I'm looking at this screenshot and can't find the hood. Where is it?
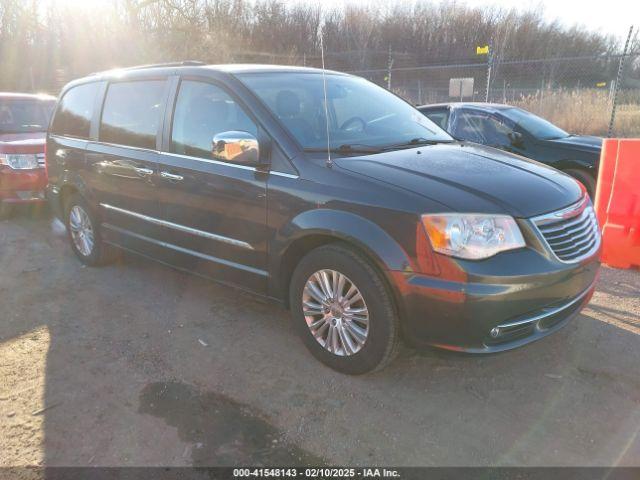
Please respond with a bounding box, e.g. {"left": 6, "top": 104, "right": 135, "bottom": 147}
{"left": 544, "top": 134, "right": 602, "bottom": 153}
{"left": 0, "top": 131, "right": 46, "bottom": 145}
{"left": 335, "top": 142, "right": 583, "bottom": 218}
{"left": 0, "top": 132, "right": 46, "bottom": 153}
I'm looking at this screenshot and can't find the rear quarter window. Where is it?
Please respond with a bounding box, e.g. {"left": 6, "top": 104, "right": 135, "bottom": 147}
{"left": 99, "top": 80, "right": 166, "bottom": 150}
{"left": 50, "top": 83, "right": 100, "bottom": 139}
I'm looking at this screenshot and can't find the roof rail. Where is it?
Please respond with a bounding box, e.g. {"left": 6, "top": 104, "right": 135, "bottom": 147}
{"left": 130, "top": 60, "right": 206, "bottom": 70}
{"left": 90, "top": 61, "right": 206, "bottom": 76}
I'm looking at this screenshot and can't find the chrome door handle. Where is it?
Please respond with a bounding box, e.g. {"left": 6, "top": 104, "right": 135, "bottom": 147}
{"left": 160, "top": 171, "right": 184, "bottom": 181}
{"left": 134, "top": 167, "right": 154, "bottom": 176}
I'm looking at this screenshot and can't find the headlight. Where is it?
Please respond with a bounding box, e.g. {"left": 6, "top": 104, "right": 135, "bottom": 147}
{"left": 422, "top": 213, "right": 525, "bottom": 260}
{"left": 0, "top": 153, "right": 39, "bottom": 170}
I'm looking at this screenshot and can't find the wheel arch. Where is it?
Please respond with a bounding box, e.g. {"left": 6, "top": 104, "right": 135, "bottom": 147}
{"left": 56, "top": 173, "right": 95, "bottom": 216}
{"left": 58, "top": 183, "right": 79, "bottom": 213}
{"left": 271, "top": 209, "right": 413, "bottom": 311}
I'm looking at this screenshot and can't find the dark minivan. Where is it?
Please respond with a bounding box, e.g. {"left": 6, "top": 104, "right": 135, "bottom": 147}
{"left": 46, "top": 63, "right": 601, "bottom": 374}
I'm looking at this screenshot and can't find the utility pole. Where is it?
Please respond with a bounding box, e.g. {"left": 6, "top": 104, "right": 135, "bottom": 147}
{"left": 387, "top": 45, "right": 394, "bottom": 90}
{"left": 484, "top": 44, "right": 493, "bottom": 102}
{"left": 608, "top": 25, "right": 634, "bottom": 138}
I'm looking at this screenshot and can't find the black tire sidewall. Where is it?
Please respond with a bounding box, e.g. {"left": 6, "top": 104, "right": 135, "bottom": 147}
{"left": 289, "top": 245, "right": 397, "bottom": 375}
{"left": 64, "top": 194, "right": 104, "bottom": 266}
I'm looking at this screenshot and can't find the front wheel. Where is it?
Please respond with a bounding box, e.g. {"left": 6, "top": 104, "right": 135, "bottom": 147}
{"left": 289, "top": 243, "right": 400, "bottom": 375}
{"left": 64, "top": 193, "right": 116, "bottom": 266}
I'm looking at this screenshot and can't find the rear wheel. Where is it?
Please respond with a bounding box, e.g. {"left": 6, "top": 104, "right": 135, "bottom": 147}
{"left": 64, "top": 193, "right": 116, "bottom": 266}
{"left": 289, "top": 243, "right": 399, "bottom": 374}
{"left": 565, "top": 168, "right": 596, "bottom": 199}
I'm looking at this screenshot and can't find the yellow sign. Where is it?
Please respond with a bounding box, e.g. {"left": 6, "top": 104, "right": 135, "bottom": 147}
{"left": 596, "top": 82, "right": 607, "bottom": 87}
{"left": 476, "top": 45, "right": 489, "bottom": 55}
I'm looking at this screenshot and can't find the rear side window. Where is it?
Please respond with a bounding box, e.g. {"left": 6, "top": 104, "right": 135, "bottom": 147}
{"left": 50, "top": 83, "right": 100, "bottom": 139}
{"left": 100, "top": 80, "right": 166, "bottom": 150}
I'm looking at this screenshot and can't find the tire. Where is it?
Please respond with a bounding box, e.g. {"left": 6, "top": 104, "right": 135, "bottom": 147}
{"left": 289, "top": 243, "right": 400, "bottom": 375}
{"left": 64, "top": 193, "right": 116, "bottom": 266}
{"left": 565, "top": 168, "right": 596, "bottom": 199}
{"left": 0, "top": 202, "right": 12, "bottom": 220}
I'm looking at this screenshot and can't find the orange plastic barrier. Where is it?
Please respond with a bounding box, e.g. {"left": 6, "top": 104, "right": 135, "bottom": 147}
{"left": 594, "top": 138, "right": 640, "bottom": 269}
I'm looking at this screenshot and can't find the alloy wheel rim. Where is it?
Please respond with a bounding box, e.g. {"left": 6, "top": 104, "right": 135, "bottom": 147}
{"left": 302, "top": 269, "right": 370, "bottom": 356}
{"left": 69, "top": 205, "right": 94, "bottom": 257}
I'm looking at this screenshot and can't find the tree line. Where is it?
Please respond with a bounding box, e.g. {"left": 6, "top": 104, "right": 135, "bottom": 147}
{"left": 0, "top": 0, "right": 636, "bottom": 93}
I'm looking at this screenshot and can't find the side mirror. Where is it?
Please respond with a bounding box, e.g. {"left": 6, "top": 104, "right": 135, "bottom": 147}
{"left": 508, "top": 131, "right": 524, "bottom": 147}
{"left": 212, "top": 131, "right": 264, "bottom": 167}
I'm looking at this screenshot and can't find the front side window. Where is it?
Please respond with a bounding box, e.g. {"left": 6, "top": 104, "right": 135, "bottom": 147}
{"left": 501, "top": 107, "right": 568, "bottom": 140}
{"left": 171, "top": 80, "right": 258, "bottom": 161}
{"left": 50, "top": 83, "right": 100, "bottom": 138}
{"left": 452, "top": 110, "right": 514, "bottom": 147}
{"left": 238, "top": 72, "right": 452, "bottom": 153}
{"left": 100, "top": 80, "right": 166, "bottom": 149}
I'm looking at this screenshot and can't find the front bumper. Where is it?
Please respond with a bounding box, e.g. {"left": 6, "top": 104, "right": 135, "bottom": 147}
{"left": 394, "top": 245, "right": 600, "bottom": 353}
{"left": 0, "top": 167, "right": 47, "bottom": 205}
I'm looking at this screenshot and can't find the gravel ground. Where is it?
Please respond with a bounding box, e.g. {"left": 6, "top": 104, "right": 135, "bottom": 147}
{"left": 0, "top": 211, "right": 639, "bottom": 467}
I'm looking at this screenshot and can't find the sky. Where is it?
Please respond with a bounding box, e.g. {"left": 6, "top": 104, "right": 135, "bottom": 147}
{"left": 286, "top": 0, "right": 638, "bottom": 41}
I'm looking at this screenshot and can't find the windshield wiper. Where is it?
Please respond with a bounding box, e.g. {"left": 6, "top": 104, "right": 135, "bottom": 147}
{"left": 381, "top": 137, "right": 451, "bottom": 151}
{"left": 304, "top": 144, "right": 383, "bottom": 155}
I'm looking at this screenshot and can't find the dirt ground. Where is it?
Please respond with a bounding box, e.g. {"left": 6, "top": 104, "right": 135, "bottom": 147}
{"left": 1, "top": 211, "right": 639, "bottom": 467}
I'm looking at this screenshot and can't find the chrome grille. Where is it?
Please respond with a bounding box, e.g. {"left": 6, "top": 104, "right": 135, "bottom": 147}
{"left": 532, "top": 197, "right": 600, "bottom": 263}
{"left": 36, "top": 153, "right": 46, "bottom": 168}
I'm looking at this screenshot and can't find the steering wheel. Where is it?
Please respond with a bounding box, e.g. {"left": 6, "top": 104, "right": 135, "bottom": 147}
{"left": 340, "top": 116, "right": 367, "bottom": 132}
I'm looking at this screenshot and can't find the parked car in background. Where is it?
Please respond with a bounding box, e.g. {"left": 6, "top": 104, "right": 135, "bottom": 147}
{"left": 418, "top": 103, "right": 602, "bottom": 197}
{"left": 46, "top": 64, "right": 600, "bottom": 374}
{"left": 0, "top": 92, "right": 56, "bottom": 218}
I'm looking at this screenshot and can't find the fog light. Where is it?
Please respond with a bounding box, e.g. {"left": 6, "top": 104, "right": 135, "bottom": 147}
{"left": 490, "top": 327, "right": 500, "bottom": 338}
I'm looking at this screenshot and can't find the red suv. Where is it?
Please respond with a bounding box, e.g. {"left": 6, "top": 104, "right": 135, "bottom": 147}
{"left": 0, "top": 92, "right": 56, "bottom": 218}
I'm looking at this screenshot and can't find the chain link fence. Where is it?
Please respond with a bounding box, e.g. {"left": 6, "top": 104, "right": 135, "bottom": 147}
{"left": 234, "top": 42, "right": 640, "bottom": 138}
{"left": 337, "top": 50, "right": 640, "bottom": 138}
{"left": 29, "top": 35, "right": 640, "bottom": 139}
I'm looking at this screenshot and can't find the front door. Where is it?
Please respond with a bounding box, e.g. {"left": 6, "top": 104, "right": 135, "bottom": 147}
{"left": 155, "top": 79, "right": 268, "bottom": 293}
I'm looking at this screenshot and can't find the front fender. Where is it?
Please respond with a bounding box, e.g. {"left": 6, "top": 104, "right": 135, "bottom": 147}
{"left": 269, "top": 208, "right": 415, "bottom": 300}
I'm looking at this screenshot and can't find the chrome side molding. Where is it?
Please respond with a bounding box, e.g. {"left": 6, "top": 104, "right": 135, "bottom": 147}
{"left": 101, "top": 223, "right": 267, "bottom": 277}
{"left": 100, "top": 203, "right": 254, "bottom": 250}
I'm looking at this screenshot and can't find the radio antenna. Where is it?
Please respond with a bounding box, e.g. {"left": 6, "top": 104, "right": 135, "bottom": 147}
{"left": 320, "top": 32, "right": 333, "bottom": 168}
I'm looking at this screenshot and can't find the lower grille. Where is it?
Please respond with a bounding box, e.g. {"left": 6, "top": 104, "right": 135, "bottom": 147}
{"left": 486, "top": 284, "right": 593, "bottom": 345}
{"left": 532, "top": 197, "right": 600, "bottom": 263}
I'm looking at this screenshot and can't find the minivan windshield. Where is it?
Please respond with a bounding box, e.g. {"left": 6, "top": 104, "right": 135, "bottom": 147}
{"left": 0, "top": 98, "right": 55, "bottom": 134}
{"left": 501, "top": 107, "right": 569, "bottom": 140}
{"left": 238, "top": 72, "right": 453, "bottom": 152}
